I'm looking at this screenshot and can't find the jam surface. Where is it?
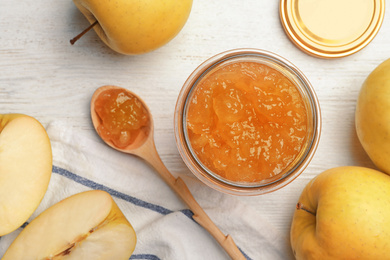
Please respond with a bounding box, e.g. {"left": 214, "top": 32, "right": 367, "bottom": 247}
{"left": 186, "top": 61, "right": 308, "bottom": 183}
{"left": 95, "top": 89, "right": 149, "bottom": 149}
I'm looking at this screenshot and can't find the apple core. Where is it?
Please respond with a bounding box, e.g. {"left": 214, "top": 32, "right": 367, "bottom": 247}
{"left": 94, "top": 89, "right": 150, "bottom": 149}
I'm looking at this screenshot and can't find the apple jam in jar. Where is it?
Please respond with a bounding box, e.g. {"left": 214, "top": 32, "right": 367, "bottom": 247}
{"left": 175, "top": 49, "right": 321, "bottom": 195}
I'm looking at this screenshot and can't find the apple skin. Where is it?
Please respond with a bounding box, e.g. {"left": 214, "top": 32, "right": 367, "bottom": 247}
{"left": 291, "top": 166, "right": 390, "bottom": 260}
{"left": 73, "top": 0, "right": 193, "bottom": 55}
{"left": 0, "top": 114, "right": 52, "bottom": 236}
{"left": 356, "top": 58, "right": 390, "bottom": 175}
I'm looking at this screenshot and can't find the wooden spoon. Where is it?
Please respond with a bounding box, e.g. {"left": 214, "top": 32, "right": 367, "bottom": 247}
{"left": 90, "top": 85, "right": 246, "bottom": 260}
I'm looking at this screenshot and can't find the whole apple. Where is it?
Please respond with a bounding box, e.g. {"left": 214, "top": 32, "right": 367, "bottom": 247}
{"left": 291, "top": 166, "right": 390, "bottom": 259}
{"left": 72, "top": 0, "right": 193, "bottom": 55}
{"left": 356, "top": 58, "right": 390, "bottom": 175}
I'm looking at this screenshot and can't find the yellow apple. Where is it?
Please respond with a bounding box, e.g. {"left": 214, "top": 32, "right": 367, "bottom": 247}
{"left": 3, "top": 190, "right": 137, "bottom": 259}
{"left": 356, "top": 58, "right": 390, "bottom": 175}
{"left": 291, "top": 166, "right": 390, "bottom": 259}
{"left": 72, "top": 0, "right": 193, "bottom": 55}
{"left": 0, "top": 114, "right": 52, "bottom": 236}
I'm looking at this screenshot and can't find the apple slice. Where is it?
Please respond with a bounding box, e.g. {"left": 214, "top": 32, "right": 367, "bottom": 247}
{"left": 2, "top": 190, "right": 137, "bottom": 259}
{"left": 0, "top": 114, "right": 52, "bottom": 236}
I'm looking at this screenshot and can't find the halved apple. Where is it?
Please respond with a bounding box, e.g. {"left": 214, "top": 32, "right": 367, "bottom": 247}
{"left": 3, "top": 190, "right": 137, "bottom": 259}
{"left": 0, "top": 114, "right": 52, "bottom": 236}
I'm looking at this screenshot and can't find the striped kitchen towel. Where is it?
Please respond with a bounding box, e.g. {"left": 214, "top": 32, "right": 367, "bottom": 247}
{"left": 0, "top": 121, "right": 293, "bottom": 259}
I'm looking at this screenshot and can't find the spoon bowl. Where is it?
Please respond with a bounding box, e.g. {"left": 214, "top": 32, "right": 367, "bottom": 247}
{"left": 90, "top": 85, "right": 245, "bottom": 260}
{"left": 91, "top": 85, "right": 153, "bottom": 154}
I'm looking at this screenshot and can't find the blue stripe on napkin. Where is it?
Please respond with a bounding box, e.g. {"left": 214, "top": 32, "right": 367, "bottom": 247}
{"left": 52, "top": 166, "right": 193, "bottom": 219}
{"left": 130, "top": 254, "right": 161, "bottom": 260}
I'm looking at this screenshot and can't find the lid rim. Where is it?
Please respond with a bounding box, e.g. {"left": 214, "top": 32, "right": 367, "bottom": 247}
{"left": 279, "top": 0, "right": 385, "bottom": 58}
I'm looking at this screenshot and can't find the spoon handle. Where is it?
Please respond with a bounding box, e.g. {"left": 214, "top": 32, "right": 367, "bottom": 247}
{"left": 137, "top": 140, "right": 246, "bottom": 260}
{"left": 174, "top": 177, "right": 246, "bottom": 260}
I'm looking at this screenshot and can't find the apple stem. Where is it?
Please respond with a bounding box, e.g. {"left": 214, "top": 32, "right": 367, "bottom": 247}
{"left": 296, "top": 202, "right": 316, "bottom": 216}
{"left": 70, "top": 20, "right": 98, "bottom": 45}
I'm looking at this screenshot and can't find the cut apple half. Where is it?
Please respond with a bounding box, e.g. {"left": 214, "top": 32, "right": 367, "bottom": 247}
{"left": 3, "top": 190, "right": 137, "bottom": 259}
{"left": 0, "top": 114, "right": 52, "bottom": 236}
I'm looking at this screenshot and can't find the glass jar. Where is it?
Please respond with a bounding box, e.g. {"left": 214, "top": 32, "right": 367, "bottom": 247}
{"left": 174, "top": 49, "right": 321, "bottom": 195}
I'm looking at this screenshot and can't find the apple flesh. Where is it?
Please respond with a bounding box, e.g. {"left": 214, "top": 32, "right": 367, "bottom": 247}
{"left": 0, "top": 114, "right": 52, "bottom": 236}
{"left": 73, "top": 0, "right": 193, "bottom": 55}
{"left": 3, "top": 190, "right": 137, "bottom": 259}
{"left": 291, "top": 166, "right": 390, "bottom": 259}
{"left": 356, "top": 58, "right": 390, "bottom": 175}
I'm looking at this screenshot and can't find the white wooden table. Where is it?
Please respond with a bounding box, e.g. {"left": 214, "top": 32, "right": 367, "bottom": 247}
{"left": 1, "top": 0, "right": 388, "bottom": 257}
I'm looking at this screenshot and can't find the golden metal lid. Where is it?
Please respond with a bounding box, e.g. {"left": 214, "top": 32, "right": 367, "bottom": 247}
{"left": 280, "top": 0, "right": 385, "bottom": 58}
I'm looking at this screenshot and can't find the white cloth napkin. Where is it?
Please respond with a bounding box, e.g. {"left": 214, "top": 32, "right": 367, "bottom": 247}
{"left": 0, "top": 121, "right": 293, "bottom": 259}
